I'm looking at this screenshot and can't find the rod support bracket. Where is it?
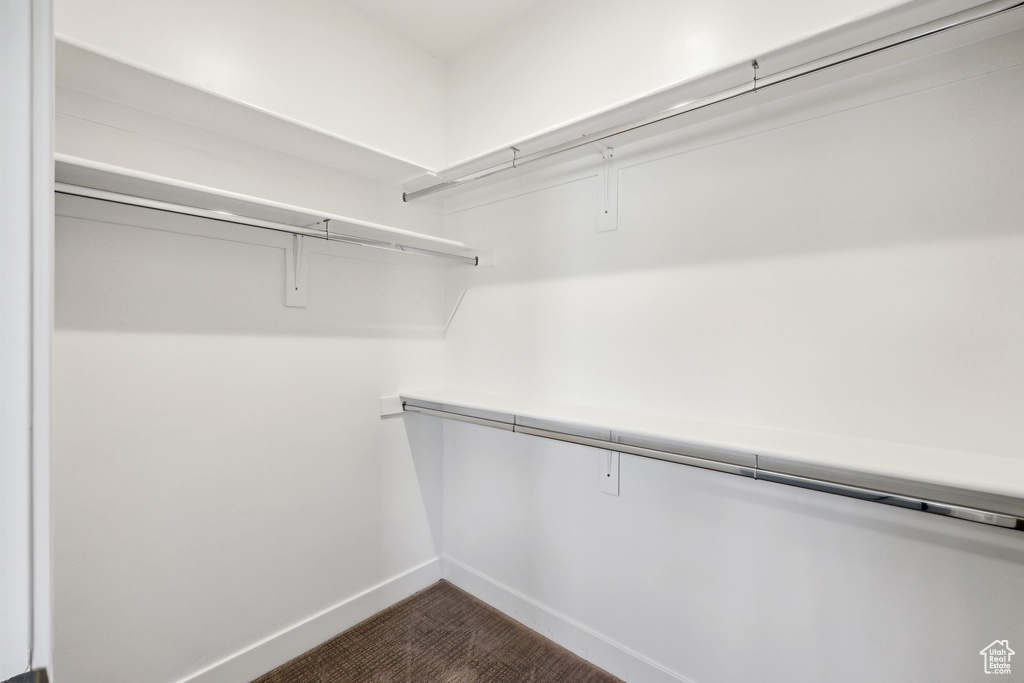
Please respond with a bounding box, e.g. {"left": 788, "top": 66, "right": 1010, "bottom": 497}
{"left": 597, "top": 144, "right": 617, "bottom": 232}
{"left": 285, "top": 233, "right": 310, "bottom": 308}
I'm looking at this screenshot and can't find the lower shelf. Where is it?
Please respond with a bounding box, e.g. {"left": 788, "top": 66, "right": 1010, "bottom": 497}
{"left": 400, "top": 388, "right": 1024, "bottom": 532}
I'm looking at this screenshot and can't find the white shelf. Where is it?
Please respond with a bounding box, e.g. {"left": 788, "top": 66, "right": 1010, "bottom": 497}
{"left": 400, "top": 387, "right": 1024, "bottom": 520}
{"left": 55, "top": 154, "right": 479, "bottom": 261}
{"left": 403, "top": 1, "right": 1024, "bottom": 202}
{"left": 56, "top": 38, "right": 434, "bottom": 186}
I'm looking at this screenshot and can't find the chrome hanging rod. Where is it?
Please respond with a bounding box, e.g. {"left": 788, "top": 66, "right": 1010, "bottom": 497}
{"left": 403, "top": 0, "right": 1024, "bottom": 202}
{"left": 402, "top": 400, "right": 1024, "bottom": 532}
{"left": 56, "top": 183, "right": 478, "bottom": 266}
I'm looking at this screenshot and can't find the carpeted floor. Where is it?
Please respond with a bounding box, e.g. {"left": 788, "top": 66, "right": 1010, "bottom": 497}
{"left": 252, "top": 580, "right": 622, "bottom": 682}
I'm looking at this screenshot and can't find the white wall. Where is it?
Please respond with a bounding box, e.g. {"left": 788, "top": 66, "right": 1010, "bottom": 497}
{"left": 55, "top": 0, "right": 1000, "bottom": 171}
{"left": 443, "top": 0, "right": 985, "bottom": 165}
{"left": 49, "top": 23, "right": 456, "bottom": 680}
{"left": 443, "top": 424, "right": 1024, "bottom": 683}
{"left": 54, "top": 0, "right": 448, "bottom": 169}
{"left": 51, "top": 194, "right": 447, "bottom": 682}
{"left": 439, "top": 29, "right": 1024, "bottom": 683}
{"left": 56, "top": 0, "right": 995, "bottom": 170}
{"left": 47, "top": 4, "right": 1024, "bottom": 683}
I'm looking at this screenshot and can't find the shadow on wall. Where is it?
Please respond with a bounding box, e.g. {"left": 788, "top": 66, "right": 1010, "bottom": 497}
{"left": 55, "top": 194, "right": 450, "bottom": 338}
{"left": 429, "top": 58, "right": 1024, "bottom": 458}
{"left": 739, "top": 478, "right": 1024, "bottom": 565}
{"left": 444, "top": 59, "right": 1024, "bottom": 288}
{"left": 440, "top": 419, "right": 1024, "bottom": 683}
{"left": 402, "top": 411, "right": 445, "bottom": 557}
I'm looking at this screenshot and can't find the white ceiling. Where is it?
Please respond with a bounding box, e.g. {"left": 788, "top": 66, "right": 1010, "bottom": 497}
{"left": 344, "top": 0, "right": 552, "bottom": 60}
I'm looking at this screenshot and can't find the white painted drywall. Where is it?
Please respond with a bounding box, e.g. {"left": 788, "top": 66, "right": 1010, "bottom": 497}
{"left": 443, "top": 423, "right": 1024, "bottom": 683}
{"left": 55, "top": 0, "right": 993, "bottom": 170}
{"left": 343, "top": 0, "right": 552, "bottom": 61}
{"left": 440, "top": 30, "right": 1024, "bottom": 683}
{"left": 51, "top": 194, "right": 447, "bottom": 682}
{"left": 54, "top": 0, "right": 448, "bottom": 169}
{"left": 46, "top": 4, "right": 1024, "bottom": 683}
{"left": 443, "top": 0, "right": 987, "bottom": 164}
{"left": 50, "top": 56, "right": 459, "bottom": 681}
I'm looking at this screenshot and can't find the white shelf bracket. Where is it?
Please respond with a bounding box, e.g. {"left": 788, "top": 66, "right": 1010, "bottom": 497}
{"left": 285, "top": 233, "right": 310, "bottom": 307}
{"left": 379, "top": 395, "right": 405, "bottom": 418}
{"left": 596, "top": 144, "right": 618, "bottom": 232}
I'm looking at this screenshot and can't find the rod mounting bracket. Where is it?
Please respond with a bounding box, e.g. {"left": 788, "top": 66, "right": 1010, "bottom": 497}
{"left": 597, "top": 145, "right": 617, "bottom": 232}
{"left": 285, "top": 234, "right": 310, "bottom": 307}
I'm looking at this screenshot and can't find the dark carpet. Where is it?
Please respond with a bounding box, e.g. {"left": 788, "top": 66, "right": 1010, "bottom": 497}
{"left": 252, "top": 580, "right": 622, "bottom": 682}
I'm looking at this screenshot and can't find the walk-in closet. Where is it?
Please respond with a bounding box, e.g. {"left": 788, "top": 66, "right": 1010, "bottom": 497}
{"left": 3, "top": 0, "right": 1024, "bottom": 681}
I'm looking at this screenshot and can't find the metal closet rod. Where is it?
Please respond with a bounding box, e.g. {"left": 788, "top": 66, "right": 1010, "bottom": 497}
{"left": 402, "top": 401, "right": 1024, "bottom": 532}
{"left": 56, "top": 183, "right": 478, "bottom": 266}
{"left": 403, "top": 0, "right": 1024, "bottom": 202}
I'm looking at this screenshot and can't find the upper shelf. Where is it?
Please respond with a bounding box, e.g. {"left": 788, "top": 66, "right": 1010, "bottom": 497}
{"left": 56, "top": 154, "right": 479, "bottom": 262}
{"left": 56, "top": 38, "right": 434, "bottom": 186}
{"left": 400, "top": 387, "right": 1024, "bottom": 522}
{"left": 403, "top": 0, "right": 1024, "bottom": 202}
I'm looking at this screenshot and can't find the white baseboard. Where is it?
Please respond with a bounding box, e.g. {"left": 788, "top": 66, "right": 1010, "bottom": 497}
{"left": 175, "top": 557, "right": 442, "bottom": 683}
{"left": 441, "top": 555, "right": 695, "bottom": 683}
{"left": 171, "top": 554, "right": 690, "bottom": 683}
